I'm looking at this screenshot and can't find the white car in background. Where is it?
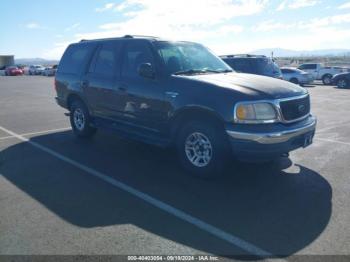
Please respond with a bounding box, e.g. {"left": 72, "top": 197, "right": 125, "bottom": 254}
{"left": 281, "top": 67, "right": 314, "bottom": 86}
{"left": 28, "top": 65, "right": 45, "bottom": 75}
{"left": 297, "top": 63, "right": 345, "bottom": 85}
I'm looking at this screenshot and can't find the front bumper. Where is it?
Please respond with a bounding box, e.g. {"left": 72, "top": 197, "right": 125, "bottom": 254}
{"left": 331, "top": 77, "right": 339, "bottom": 85}
{"left": 226, "top": 115, "right": 317, "bottom": 161}
{"left": 55, "top": 97, "right": 68, "bottom": 109}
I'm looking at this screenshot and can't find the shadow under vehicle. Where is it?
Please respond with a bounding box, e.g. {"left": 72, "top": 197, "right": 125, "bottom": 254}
{"left": 0, "top": 130, "right": 332, "bottom": 259}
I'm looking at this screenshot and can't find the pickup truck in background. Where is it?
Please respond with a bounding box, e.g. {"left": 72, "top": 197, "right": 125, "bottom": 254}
{"left": 297, "top": 63, "right": 345, "bottom": 85}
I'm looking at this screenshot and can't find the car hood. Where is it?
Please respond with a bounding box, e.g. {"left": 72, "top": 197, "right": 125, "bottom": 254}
{"left": 333, "top": 72, "right": 350, "bottom": 78}
{"left": 179, "top": 72, "right": 307, "bottom": 99}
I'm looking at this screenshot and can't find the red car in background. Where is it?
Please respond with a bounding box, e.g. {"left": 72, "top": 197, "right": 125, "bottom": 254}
{"left": 5, "top": 66, "right": 23, "bottom": 76}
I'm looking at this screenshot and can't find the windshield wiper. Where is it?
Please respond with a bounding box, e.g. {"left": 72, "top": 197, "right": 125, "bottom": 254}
{"left": 215, "top": 69, "right": 233, "bottom": 73}
{"left": 173, "top": 69, "right": 207, "bottom": 75}
{"left": 173, "top": 69, "right": 233, "bottom": 75}
{"left": 198, "top": 69, "right": 234, "bottom": 74}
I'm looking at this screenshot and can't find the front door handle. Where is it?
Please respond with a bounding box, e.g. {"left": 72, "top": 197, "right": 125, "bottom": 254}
{"left": 118, "top": 85, "right": 128, "bottom": 92}
{"left": 165, "top": 91, "right": 179, "bottom": 98}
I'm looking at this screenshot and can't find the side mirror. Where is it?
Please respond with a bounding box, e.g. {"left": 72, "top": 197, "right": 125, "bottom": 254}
{"left": 138, "top": 63, "right": 155, "bottom": 79}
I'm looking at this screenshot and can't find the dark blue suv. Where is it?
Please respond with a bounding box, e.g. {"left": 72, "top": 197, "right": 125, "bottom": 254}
{"left": 221, "top": 54, "right": 283, "bottom": 79}
{"left": 55, "top": 35, "right": 316, "bottom": 178}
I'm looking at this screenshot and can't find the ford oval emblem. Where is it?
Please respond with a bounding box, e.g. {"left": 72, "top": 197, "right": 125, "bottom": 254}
{"left": 298, "top": 104, "right": 306, "bottom": 113}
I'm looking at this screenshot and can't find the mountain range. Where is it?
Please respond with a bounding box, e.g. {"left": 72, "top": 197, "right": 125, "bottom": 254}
{"left": 250, "top": 48, "right": 350, "bottom": 57}
{"left": 14, "top": 48, "right": 350, "bottom": 65}
{"left": 15, "top": 58, "right": 59, "bottom": 65}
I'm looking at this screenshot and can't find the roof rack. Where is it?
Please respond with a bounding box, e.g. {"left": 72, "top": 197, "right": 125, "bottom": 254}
{"left": 123, "top": 35, "right": 158, "bottom": 39}
{"left": 220, "top": 54, "right": 267, "bottom": 58}
{"left": 79, "top": 35, "right": 159, "bottom": 43}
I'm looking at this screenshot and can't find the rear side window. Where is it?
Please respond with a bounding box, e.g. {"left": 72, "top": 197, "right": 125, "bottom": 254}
{"left": 299, "top": 64, "right": 316, "bottom": 70}
{"left": 226, "top": 59, "right": 254, "bottom": 73}
{"left": 89, "top": 42, "right": 121, "bottom": 77}
{"left": 59, "top": 44, "right": 93, "bottom": 74}
{"left": 281, "top": 69, "right": 293, "bottom": 73}
{"left": 254, "top": 58, "right": 281, "bottom": 76}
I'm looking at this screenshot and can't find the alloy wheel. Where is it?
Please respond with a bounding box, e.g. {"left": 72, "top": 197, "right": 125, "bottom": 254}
{"left": 338, "top": 79, "right": 347, "bottom": 88}
{"left": 185, "top": 132, "right": 213, "bottom": 167}
{"left": 73, "top": 108, "right": 85, "bottom": 131}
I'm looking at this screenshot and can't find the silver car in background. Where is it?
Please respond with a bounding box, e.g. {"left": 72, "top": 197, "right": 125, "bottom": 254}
{"left": 28, "top": 65, "right": 45, "bottom": 75}
{"left": 281, "top": 67, "right": 314, "bottom": 86}
{"left": 42, "top": 65, "right": 57, "bottom": 76}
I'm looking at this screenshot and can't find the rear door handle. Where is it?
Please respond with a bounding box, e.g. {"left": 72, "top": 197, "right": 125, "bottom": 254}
{"left": 81, "top": 80, "right": 89, "bottom": 88}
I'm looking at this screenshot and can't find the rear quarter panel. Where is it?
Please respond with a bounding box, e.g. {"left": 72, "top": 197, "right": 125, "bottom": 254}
{"left": 55, "top": 42, "right": 98, "bottom": 107}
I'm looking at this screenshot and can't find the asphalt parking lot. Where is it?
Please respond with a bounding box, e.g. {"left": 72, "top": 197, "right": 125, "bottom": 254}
{"left": 0, "top": 76, "right": 349, "bottom": 259}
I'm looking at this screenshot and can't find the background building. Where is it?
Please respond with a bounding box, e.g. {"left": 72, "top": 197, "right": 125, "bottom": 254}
{"left": 0, "top": 55, "right": 15, "bottom": 69}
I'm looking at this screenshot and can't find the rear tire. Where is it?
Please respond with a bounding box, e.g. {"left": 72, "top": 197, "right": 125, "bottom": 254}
{"left": 69, "top": 100, "right": 97, "bottom": 138}
{"left": 322, "top": 74, "right": 332, "bottom": 85}
{"left": 176, "top": 121, "right": 230, "bottom": 179}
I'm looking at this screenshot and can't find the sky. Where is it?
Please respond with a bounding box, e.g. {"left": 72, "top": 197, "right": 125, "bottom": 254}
{"left": 1, "top": 0, "right": 350, "bottom": 59}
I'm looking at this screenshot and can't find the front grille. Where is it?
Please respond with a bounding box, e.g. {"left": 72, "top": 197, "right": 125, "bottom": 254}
{"left": 279, "top": 95, "right": 310, "bottom": 122}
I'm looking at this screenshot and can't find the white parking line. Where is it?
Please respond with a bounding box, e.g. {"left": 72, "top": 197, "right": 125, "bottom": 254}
{"left": 0, "top": 125, "right": 274, "bottom": 258}
{"left": 315, "top": 137, "right": 350, "bottom": 146}
{"left": 316, "top": 121, "right": 350, "bottom": 134}
{"left": 0, "top": 127, "right": 71, "bottom": 141}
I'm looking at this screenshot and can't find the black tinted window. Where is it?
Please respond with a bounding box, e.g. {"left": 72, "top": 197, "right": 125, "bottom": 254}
{"left": 59, "top": 44, "right": 92, "bottom": 74}
{"left": 299, "top": 64, "right": 316, "bottom": 70}
{"left": 254, "top": 58, "right": 281, "bottom": 76}
{"left": 225, "top": 59, "right": 253, "bottom": 73}
{"left": 281, "top": 69, "right": 293, "bottom": 73}
{"left": 90, "top": 42, "right": 120, "bottom": 77}
{"left": 121, "top": 41, "right": 154, "bottom": 78}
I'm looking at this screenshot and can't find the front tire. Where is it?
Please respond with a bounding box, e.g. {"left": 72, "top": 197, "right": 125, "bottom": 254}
{"left": 322, "top": 74, "right": 332, "bottom": 85}
{"left": 176, "top": 121, "right": 230, "bottom": 178}
{"left": 69, "top": 100, "right": 97, "bottom": 138}
{"left": 337, "top": 78, "right": 348, "bottom": 89}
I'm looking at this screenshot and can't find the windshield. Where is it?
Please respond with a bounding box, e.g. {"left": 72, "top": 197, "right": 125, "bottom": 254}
{"left": 155, "top": 41, "right": 233, "bottom": 75}
{"left": 255, "top": 58, "right": 281, "bottom": 76}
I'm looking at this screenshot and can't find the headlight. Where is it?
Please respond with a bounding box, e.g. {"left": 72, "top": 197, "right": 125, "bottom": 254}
{"left": 234, "top": 102, "right": 278, "bottom": 123}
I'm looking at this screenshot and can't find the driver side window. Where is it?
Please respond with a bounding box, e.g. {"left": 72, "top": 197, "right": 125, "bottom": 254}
{"left": 121, "top": 41, "right": 154, "bottom": 79}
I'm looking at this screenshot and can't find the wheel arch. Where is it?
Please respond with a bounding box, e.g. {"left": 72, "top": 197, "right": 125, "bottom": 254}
{"left": 322, "top": 73, "right": 333, "bottom": 79}
{"left": 66, "top": 93, "right": 87, "bottom": 111}
{"left": 290, "top": 77, "right": 299, "bottom": 84}
{"left": 169, "top": 106, "right": 226, "bottom": 142}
